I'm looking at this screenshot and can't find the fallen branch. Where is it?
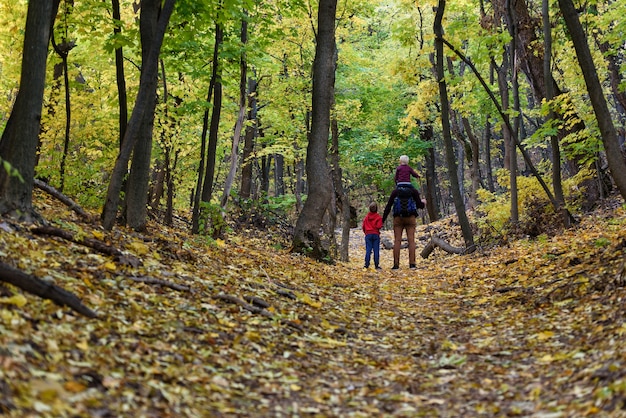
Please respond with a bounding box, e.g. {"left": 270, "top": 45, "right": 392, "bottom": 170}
{"left": 34, "top": 179, "right": 91, "bottom": 221}
{"left": 213, "top": 293, "right": 303, "bottom": 331}
{"left": 214, "top": 293, "right": 273, "bottom": 318}
{"left": 421, "top": 236, "right": 466, "bottom": 259}
{"left": 31, "top": 225, "right": 122, "bottom": 257}
{"left": 128, "top": 276, "right": 190, "bottom": 292}
{"left": 30, "top": 225, "right": 141, "bottom": 267}
{"left": 0, "top": 262, "right": 97, "bottom": 318}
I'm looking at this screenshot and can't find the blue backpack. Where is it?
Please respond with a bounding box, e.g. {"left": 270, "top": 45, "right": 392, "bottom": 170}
{"left": 393, "top": 185, "right": 418, "bottom": 217}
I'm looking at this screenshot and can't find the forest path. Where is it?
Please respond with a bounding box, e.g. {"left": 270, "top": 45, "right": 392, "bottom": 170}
{"left": 1, "top": 197, "right": 625, "bottom": 416}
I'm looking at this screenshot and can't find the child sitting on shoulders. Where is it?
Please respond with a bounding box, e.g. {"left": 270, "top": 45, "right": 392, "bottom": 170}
{"left": 395, "top": 155, "right": 420, "bottom": 188}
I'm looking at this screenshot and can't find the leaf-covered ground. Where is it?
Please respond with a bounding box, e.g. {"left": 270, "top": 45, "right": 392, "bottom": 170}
{"left": 1, "top": 193, "right": 626, "bottom": 417}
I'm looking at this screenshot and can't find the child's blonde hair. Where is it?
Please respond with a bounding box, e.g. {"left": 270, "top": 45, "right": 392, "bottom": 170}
{"left": 399, "top": 155, "right": 409, "bottom": 165}
{"left": 369, "top": 202, "right": 378, "bottom": 212}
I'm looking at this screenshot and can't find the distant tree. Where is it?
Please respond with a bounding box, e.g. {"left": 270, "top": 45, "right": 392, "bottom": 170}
{"left": 292, "top": 0, "right": 337, "bottom": 261}
{"left": 0, "top": 0, "right": 61, "bottom": 221}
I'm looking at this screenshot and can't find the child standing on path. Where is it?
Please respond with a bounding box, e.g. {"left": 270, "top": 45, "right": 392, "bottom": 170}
{"left": 362, "top": 202, "right": 383, "bottom": 269}
{"left": 395, "top": 155, "right": 420, "bottom": 187}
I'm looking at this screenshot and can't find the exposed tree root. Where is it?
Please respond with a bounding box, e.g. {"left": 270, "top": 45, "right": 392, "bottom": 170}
{"left": 128, "top": 276, "right": 190, "bottom": 292}
{"left": 421, "top": 235, "right": 467, "bottom": 258}
{"left": 0, "top": 261, "right": 97, "bottom": 318}
{"left": 34, "top": 179, "right": 91, "bottom": 221}
{"left": 213, "top": 293, "right": 303, "bottom": 331}
{"left": 30, "top": 225, "right": 141, "bottom": 267}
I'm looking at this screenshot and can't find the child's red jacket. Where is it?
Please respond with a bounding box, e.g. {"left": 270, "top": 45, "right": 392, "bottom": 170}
{"left": 362, "top": 212, "right": 383, "bottom": 235}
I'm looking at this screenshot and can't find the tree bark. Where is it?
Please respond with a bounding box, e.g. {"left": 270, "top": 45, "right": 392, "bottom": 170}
{"left": 111, "top": 0, "right": 128, "bottom": 147}
{"left": 191, "top": 15, "right": 222, "bottom": 234}
{"left": 434, "top": 0, "right": 475, "bottom": 250}
{"left": 221, "top": 15, "right": 248, "bottom": 209}
{"left": 291, "top": 0, "right": 337, "bottom": 261}
{"left": 0, "top": 0, "right": 61, "bottom": 220}
{"left": 240, "top": 76, "right": 258, "bottom": 199}
{"left": 558, "top": 0, "right": 626, "bottom": 201}
{"left": 101, "top": 0, "right": 175, "bottom": 230}
{"left": 125, "top": 0, "right": 162, "bottom": 231}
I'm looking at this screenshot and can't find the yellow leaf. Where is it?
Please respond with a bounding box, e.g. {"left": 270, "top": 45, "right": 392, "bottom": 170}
{"left": 128, "top": 241, "right": 149, "bottom": 255}
{"left": 0, "top": 294, "right": 27, "bottom": 308}
{"left": 91, "top": 230, "right": 104, "bottom": 240}
{"left": 539, "top": 354, "right": 553, "bottom": 363}
{"left": 536, "top": 331, "right": 554, "bottom": 341}
{"left": 298, "top": 293, "right": 322, "bottom": 308}
{"left": 64, "top": 381, "right": 86, "bottom": 393}
{"left": 76, "top": 340, "right": 89, "bottom": 351}
{"left": 103, "top": 261, "right": 116, "bottom": 271}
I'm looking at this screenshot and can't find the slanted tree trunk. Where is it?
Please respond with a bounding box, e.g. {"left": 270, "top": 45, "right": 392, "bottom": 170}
{"left": 101, "top": 0, "right": 175, "bottom": 230}
{"left": 291, "top": 0, "right": 337, "bottom": 261}
{"left": 558, "top": 0, "right": 626, "bottom": 200}
{"left": 0, "top": 0, "right": 61, "bottom": 221}
{"left": 433, "top": 0, "right": 475, "bottom": 251}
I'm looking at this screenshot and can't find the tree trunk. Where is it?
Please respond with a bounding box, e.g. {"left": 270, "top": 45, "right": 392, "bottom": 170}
{"left": 422, "top": 124, "right": 440, "bottom": 221}
{"left": 434, "top": 0, "right": 475, "bottom": 250}
{"left": 112, "top": 0, "right": 128, "bottom": 148}
{"left": 329, "top": 98, "right": 349, "bottom": 262}
{"left": 240, "top": 76, "right": 258, "bottom": 200}
{"left": 291, "top": 0, "right": 337, "bottom": 261}
{"left": 0, "top": 0, "right": 61, "bottom": 220}
{"left": 191, "top": 16, "right": 222, "bottom": 234}
{"left": 221, "top": 16, "right": 248, "bottom": 209}
{"left": 101, "top": 0, "right": 175, "bottom": 230}
{"left": 199, "top": 21, "right": 223, "bottom": 206}
{"left": 274, "top": 154, "right": 285, "bottom": 196}
{"left": 543, "top": 0, "right": 569, "bottom": 227}
{"left": 558, "top": 0, "right": 626, "bottom": 200}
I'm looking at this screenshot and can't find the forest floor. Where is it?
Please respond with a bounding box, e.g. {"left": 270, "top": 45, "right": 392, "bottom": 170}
{"left": 1, "top": 191, "right": 626, "bottom": 417}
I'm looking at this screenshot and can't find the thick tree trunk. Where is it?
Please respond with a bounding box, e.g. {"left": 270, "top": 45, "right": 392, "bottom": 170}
{"left": 101, "top": 0, "right": 175, "bottom": 230}
{"left": 0, "top": 0, "right": 60, "bottom": 220}
{"left": 291, "top": 0, "right": 337, "bottom": 261}
{"left": 125, "top": 0, "right": 162, "bottom": 231}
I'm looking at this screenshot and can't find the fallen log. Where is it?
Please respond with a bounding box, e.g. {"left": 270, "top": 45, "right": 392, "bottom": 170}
{"left": 420, "top": 236, "right": 467, "bottom": 258}
{"left": 0, "top": 262, "right": 97, "bottom": 318}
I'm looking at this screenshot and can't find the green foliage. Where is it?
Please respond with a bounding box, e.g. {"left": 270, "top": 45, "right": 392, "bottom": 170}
{"left": 1, "top": 158, "right": 24, "bottom": 183}
{"left": 476, "top": 168, "right": 588, "bottom": 239}
{"left": 199, "top": 201, "right": 230, "bottom": 239}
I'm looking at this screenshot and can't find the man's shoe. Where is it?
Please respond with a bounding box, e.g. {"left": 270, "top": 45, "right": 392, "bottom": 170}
{"left": 391, "top": 265, "right": 399, "bottom": 270}
{"left": 375, "top": 266, "right": 382, "bottom": 270}
{"left": 409, "top": 264, "right": 417, "bottom": 269}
